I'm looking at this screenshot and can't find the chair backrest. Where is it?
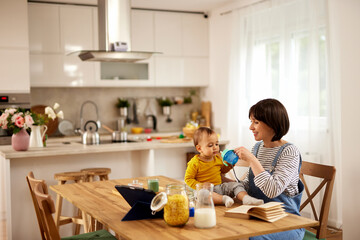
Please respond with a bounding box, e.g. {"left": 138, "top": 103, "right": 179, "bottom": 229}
{"left": 33, "top": 181, "right": 62, "bottom": 240}
{"left": 299, "top": 161, "right": 336, "bottom": 239}
{"left": 26, "top": 171, "right": 48, "bottom": 240}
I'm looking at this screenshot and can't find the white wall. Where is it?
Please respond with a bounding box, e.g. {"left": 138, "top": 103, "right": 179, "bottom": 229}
{"left": 202, "top": 9, "right": 232, "bottom": 138}
{"left": 328, "top": 0, "right": 360, "bottom": 238}
{"left": 208, "top": 0, "right": 360, "bottom": 237}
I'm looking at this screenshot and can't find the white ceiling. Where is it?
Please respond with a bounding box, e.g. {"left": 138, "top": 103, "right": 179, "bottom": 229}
{"left": 131, "top": 0, "right": 233, "bottom": 12}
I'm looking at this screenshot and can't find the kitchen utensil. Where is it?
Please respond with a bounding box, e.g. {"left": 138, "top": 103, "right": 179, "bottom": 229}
{"left": 201, "top": 101, "right": 211, "bottom": 127}
{"left": 146, "top": 115, "right": 157, "bottom": 131}
{"left": 132, "top": 99, "right": 139, "bottom": 124}
{"left": 31, "top": 105, "right": 59, "bottom": 136}
{"left": 82, "top": 120, "right": 100, "bottom": 145}
{"left": 58, "top": 120, "right": 74, "bottom": 136}
{"left": 162, "top": 106, "right": 172, "bottom": 123}
{"left": 102, "top": 124, "right": 128, "bottom": 142}
{"left": 102, "top": 124, "right": 114, "bottom": 133}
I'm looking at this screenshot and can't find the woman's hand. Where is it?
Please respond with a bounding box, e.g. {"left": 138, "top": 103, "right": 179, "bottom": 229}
{"left": 233, "top": 147, "right": 256, "bottom": 163}
{"left": 234, "top": 147, "right": 264, "bottom": 176}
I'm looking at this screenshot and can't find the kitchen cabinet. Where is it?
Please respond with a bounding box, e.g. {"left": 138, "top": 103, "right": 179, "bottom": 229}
{"left": 0, "top": 0, "right": 30, "bottom": 93}
{"left": 182, "top": 14, "right": 209, "bottom": 57}
{"left": 131, "top": 10, "right": 155, "bottom": 52}
{"left": 28, "top": 4, "right": 60, "bottom": 53}
{"left": 0, "top": 0, "right": 29, "bottom": 48}
{"left": 154, "top": 12, "right": 209, "bottom": 87}
{"left": 28, "top": 3, "right": 97, "bottom": 87}
{"left": 155, "top": 12, "right": 182, "bottom": 56}
{"left": 95, "top": 58, "right": 155, "bottom": 87}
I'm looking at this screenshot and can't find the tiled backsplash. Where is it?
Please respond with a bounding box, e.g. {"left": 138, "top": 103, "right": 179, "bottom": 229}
{"left": 30, "top": 87, "right": 202, "bottom": 136}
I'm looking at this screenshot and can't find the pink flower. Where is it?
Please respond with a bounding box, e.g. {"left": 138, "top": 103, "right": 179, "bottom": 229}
{"left": 5, "top": 108, "right": 16, "bottom": 115}
{"left": 0, "top": 112, "right": 9, "bottom": 129}
{"left": 14, "top": 116, "right": 25, "bottom": 128}
{"left": 11, "top": 112, "right": 23, "bottom": 123}
{"left": 24, "top": 115, "right": 34, "bottom": 127}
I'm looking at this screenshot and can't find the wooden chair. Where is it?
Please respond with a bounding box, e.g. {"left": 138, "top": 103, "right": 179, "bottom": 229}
{"left": 53, "top": 171, "right": 88, "bottom": 234}
{"left": 26, "top": 171, "right": 48, "bottom": 240}
{"left": 80, "top": 167, "right": 111, "bottom": 231}
{"left": 299, "top": 161, "right": 336, "bottom": 240}
{"left": 31, "top": 177, "right": 117, "bottom": 240}
{"left": 80, "top": 168, "right": 111, "bottom": 182}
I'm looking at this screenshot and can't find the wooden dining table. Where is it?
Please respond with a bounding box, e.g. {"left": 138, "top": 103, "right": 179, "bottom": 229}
{"left": 50, "top": 175, "right": 318, "bottom": 240}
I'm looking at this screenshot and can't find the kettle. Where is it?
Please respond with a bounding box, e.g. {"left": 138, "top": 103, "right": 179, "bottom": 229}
{"left": 81, "top": 120, "right": 100, "bottom": 145}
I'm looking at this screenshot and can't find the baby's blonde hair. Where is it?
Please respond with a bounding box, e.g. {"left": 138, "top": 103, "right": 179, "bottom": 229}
{"left": 193, "top": 127, "right": 215, "bottom": 146}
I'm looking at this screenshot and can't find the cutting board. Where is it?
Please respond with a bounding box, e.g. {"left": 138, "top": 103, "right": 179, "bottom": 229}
{"left": 160, "top": 138, "right": 192, "bottom": 143}
{"left": 201, "top": 101, "right": 212, "bottom": 127}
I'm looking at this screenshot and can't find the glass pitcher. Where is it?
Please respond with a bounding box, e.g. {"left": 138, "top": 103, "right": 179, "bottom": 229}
{"left": 194, "top": 182, "right": 216, "bottom": 228}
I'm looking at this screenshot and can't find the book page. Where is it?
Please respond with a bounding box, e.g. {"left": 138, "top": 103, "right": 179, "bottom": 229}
{"left": 226, "top": 201, "right": 284, "bottom": 214}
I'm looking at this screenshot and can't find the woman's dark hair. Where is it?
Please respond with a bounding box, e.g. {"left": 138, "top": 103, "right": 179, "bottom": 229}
{"left": 249, "top": 98, "right": 289, "bottom": 141}
{"left": 193, "top": 127, "right": 215, "bottom": 146}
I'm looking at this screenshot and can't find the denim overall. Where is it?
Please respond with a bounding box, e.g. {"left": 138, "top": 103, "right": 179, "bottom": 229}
{"left": 248, "top": 141, "right": 305, "bottom": 240}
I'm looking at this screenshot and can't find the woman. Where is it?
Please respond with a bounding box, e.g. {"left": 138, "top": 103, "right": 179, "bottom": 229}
{"left": 234, "top": 98, "right": 304, "bottom": 240}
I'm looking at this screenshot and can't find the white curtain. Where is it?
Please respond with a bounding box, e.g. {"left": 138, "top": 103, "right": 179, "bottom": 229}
{"left": 227, "top": 0, "right": 341, "bottom": 227}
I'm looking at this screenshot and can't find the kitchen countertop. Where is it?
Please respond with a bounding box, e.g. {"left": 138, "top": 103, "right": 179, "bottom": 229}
{"left": 0, "top": 133, "right": 229, "bottom": 159}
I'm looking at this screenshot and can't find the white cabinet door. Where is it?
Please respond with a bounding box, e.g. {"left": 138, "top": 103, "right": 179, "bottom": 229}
{"left": 131, "top": 10, "right": 154, "bottom": 52}
{"left": 182, "top": 14, "right": 209, "bottom": 57}
{"left": 183, "top": 57, "right": 209, "bottom": 86}
{"left": 30, "top": 54, "right": 96, "bottom": 87}
{"left": 60, "top": 5, "right": 95, "bottom": 52}
{"left": 28, "top": 3, "right": 60, "bottom": 53}
{"left": 154, "top": 12, "right": 209, "bottom": 87}
{"left": 0, "top": 49, "right": 30, "bottom": 93}
{"left": 29, "top": 3, "right": 97, "bottom": 87}
{"left": 155, "top": 56, "right": 183, "bottom": 86}
{"left": 0, "top": 0, "right": 30, "bottom": 93}
{"left": 95, "top": 58, "right": 155, "bottom": 87}
{"left": 0, "top": 0, "right": 29, "bottom": 48}
{"left": 154, "top": 12, "right": 182, "bottom": 56}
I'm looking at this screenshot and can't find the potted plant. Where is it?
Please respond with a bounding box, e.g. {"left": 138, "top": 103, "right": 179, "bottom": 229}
{"left": 116, "top": 98, "right": 130, "bottom": 117}
{"left": 157, "top": 98, "right": 174, "bottom": 122}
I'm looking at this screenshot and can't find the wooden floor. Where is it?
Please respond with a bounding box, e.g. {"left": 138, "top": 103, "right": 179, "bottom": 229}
{"left": 307, "top": 227, "right": 343, "bottom": 240}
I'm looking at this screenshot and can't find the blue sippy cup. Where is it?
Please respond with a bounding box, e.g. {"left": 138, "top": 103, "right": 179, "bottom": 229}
{"left": 221, "top": 149, "right": 239, "bottom": 166}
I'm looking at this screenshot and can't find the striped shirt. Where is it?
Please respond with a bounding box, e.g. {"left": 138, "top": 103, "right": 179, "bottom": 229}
{"left": 243, "top": 142, "right": 301, "bottom": 198}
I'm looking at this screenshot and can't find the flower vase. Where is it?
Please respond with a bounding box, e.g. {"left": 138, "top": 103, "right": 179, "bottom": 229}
{"left": 29, "top": 125, "right": 48, "bottom": 148}
{"left": 11, "top": 128, "right": 30, "bottom": 151}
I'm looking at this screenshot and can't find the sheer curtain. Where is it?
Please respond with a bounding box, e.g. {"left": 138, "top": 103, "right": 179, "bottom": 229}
{"left": 227, "top": 0, "right": 341, "bottom": 227}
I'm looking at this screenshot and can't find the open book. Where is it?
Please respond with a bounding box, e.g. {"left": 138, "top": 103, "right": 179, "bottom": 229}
{"left": 224, "top": 202, "right": 288, "bottom": 222}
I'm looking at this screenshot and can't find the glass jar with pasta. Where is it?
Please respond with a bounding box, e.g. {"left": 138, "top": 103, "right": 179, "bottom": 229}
{"left": 150, "top": 184, "right": 189, "bottom": 227}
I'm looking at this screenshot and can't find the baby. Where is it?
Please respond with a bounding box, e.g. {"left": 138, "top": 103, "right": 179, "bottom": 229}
{"left": 184, "top": 127, "right": 264, "bottom": 207}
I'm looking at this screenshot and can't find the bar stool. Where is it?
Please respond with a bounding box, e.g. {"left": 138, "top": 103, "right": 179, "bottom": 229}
{"left": 80, "top": 167, "right": 111, "bottom": 182}
{"left": 54, "top": 171, "right": 89, "bottom": 235}
{"left": 80, "top": 167, "right": 111, "bottom": 231}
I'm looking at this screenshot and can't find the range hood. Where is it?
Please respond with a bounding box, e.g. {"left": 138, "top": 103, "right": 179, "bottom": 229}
{"left": 76, "top": 0, "right": 158, "bottom": 62}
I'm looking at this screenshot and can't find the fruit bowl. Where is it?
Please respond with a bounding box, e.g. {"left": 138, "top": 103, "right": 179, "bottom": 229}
{"left": 182, "top": 127, "right": 197, "bottom": 139}
{"left": 131, "top": 127, "right": 144, "bottom": 134}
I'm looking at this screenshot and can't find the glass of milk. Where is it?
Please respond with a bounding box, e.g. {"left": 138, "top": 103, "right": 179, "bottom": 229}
{"left": 194, "top": 183, "right": 216, "bottom": 228}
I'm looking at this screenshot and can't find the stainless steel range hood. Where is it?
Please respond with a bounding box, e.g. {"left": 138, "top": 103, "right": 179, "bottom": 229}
{"left": 76, "top": 0, "right": 158, "bottom": 62}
